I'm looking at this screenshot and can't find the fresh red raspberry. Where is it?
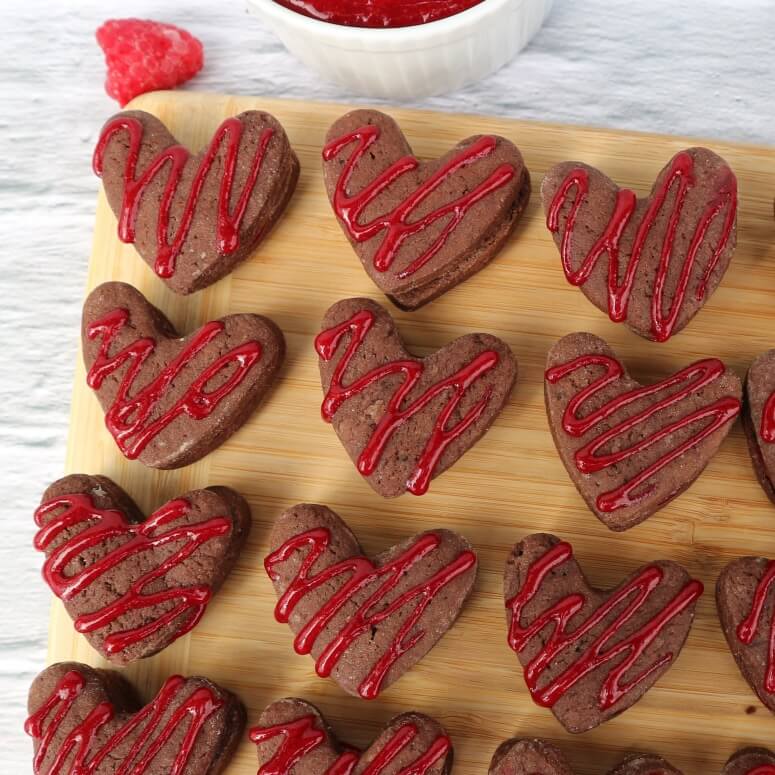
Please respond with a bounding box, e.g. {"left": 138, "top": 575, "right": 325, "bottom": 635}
{"left": 96, "top": 19, "right": 204, "bottom": 106}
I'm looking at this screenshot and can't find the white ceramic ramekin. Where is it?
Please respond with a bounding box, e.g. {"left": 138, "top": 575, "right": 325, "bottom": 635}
{"left": 245, "top": 0, "right": 554, "bottom": 100}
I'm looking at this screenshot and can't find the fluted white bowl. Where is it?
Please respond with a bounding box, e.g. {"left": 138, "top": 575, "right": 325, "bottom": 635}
{"left": 245, "top": 0, "right": 554, "bottom": 100}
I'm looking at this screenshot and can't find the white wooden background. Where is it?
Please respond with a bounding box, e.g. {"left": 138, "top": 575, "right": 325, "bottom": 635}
{"left": 2, "top": 0, "right": 774, "bottom": 770}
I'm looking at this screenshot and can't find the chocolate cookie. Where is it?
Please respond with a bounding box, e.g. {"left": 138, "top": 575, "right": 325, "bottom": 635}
{"left": 504, "top": 533, "right": 703, "bottom": 733}
{"left": 717, "top": 555, "right": 775, "bottom": 712}
{"left": 722, "top": 748, "right": 775, "bottom": 775}
{"left": 323, "top": 109, "right": 530, "bottom": 309}
{"left": 26, "top": 662, "right": 244, "bottom": 775}
{"left": 316, "top": 297, "right": 517, "bottom": 497}
{"left": 251, "top": 697, "right": 452, "bottom": 774}
{"left": 82, "top": 281, "right": 284, "bottom": 468}
{"left": 34, "top": 474, "right": 250, "bottom": 664}
{"left": 94, "top": 109, "right": 299, "bottom": 294}
{"left": 742, "top": 349, "right": 775, "bottom": 503}
{"left": 545, "top": 332, "right": 741, "bottom": 531}
{"left": 488, "top": 738, "right": 682, "bottom": 775}
{"left": 541, "top": 148, "right": 737, "bottom": 341}
{"left": 265, "top": 503, "right": 477, "bottom": 699}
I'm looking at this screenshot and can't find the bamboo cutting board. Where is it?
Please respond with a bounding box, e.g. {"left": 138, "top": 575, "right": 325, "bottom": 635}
{"left": 49, "top": 90, "right": 775, "bottom": 775}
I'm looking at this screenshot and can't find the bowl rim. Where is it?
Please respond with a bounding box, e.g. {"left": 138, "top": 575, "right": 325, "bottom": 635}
{"left": 245, "top": 0, "right": 530, "bottom": 43}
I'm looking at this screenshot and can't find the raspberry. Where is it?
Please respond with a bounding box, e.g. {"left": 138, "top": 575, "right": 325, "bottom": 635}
{"left": 96, "top": 19, "right": 204, "bottom": 107}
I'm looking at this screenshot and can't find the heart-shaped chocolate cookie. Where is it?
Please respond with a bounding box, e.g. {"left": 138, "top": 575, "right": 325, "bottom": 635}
{"left": 26, "top": 662, "right": 244, "bottom": 775}
{"left": 717, "top": 555, "right": 775, "bottom": 712}
{"left": 94, "top": 109, "right": 299, "bottom": 294}
{"left": 723, "top": 748, "right": 775, "bottom": 775}
{"left": 504, "top": 533, "right": 703, "bottom": 733}
{"left": 265, "top": 503, "right": 477, "bottom": 699}
{"left": 545, "top": 332, "right": 741, "bottom": 531}
{"left": 82, "top": 281, "right": 284, "bottom": 469}
{"left": 34, "top": 474, "right": 250, "bottom": 664}
{"left": 541, "top": 148, "right": 737, "bottom": 341}
{"left": 323, "top": 109, "right": 530, "bottom": 309}
{"left": 316, "top": 297, "right": 517, "bottom": 497}
{"left": 742, "top": 348, "right": 775, "bottom": 503}
{"left": 251, "top": 697, "right": 452, "bottom": 774}
{"left": 489, "top": 738, "right": 682, "bottom": 775}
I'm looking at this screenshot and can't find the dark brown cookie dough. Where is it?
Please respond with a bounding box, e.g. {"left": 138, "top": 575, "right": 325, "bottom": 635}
{"left": 541, "top": 147, "right": 737, "bottom": 341}
{"left": 545, "top": 332, "right": 741, "bottom": 531}
{"left": 323, "top": 109, "right": 530, "bottom": 309}
{"left": 96, "top": 109, "right": 299, "bottom": 295}
{"left": 316, "top": 297, "right": 517, "bottom": 497}
{"left": 503, "top": 533, "right": 702, "bottom": 733}
{"left": 743, "top": 349, "right": 775, "bottom": 503}
{"left": 82, "top": 281, "right": 284, "bottom": 469}
{"left": 252, "top": 697, "right": 452, "bottom": 774}
{"left": 717, "top": 555, "right": 775, "bottom": 712}
{"left": 265, "top": 503, "right": 477, "bottom": 699}
{"left": 34, "top": 474, "right": 250, "bottom": 664}
{"left": 26, "top": 661, "right": 244, "bottom": 775}
{"left": 722, "top": 748, "right": 775, "bottom": 775}
{"left": 488, "top": 738, "right": 682, "bottom": 775}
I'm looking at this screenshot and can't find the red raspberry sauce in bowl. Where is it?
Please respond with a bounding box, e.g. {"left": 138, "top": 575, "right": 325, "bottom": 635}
{"left": 273, "top": 0, "right": 485, "bottom": 28}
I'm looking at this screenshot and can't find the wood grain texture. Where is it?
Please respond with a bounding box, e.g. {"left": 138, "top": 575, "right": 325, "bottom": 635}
{"left": 46, "top": 90, "right": 775, "bottom": 774}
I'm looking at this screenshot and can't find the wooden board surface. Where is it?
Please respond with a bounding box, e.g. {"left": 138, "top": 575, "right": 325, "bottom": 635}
{"left": 50, "top": 90, "right": 775, "bottom": 774}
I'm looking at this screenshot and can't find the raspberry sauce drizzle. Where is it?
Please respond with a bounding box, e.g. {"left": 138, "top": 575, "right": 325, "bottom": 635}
{"left": 547, "top": 152, "right": 737, "bottom": 341}
{"left": 737, "top": 560, "right": 775, "bottom": 694}
{"left": 315, "top": 308, "right": 499, "bottom": 495}
{"left": 323, "top": 125, "right": 515, "bottom": 279}
{"left": 86, "top": 308, "right": 261, "bottom": 460}
{"left": 250, "top": 714, "right": 450, "bottom": 775}
{"left": 545, "top": 353, "right": 740, "bottom": 513}
{"left": 34, "top": 492, "right": 230, "bottom": 656}
{"left": 747, "top": 768, "right": 775, "bottom": 775}
{"left": 264, "top": 527, "right": 476, "bottom": 699}
{"left": 506, "top": 541, "right": 703, "bottom": 710}
{"left": 25, "top": 669, "right": 222, "bottom": 775}
{"left": 93, "top": 115, "right": 274, "bottom": 278}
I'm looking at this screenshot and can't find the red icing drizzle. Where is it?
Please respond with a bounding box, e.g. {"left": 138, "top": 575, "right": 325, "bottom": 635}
{"left": 760, "top": 389, "right": 775, "bottom": 443}
{"left": 545, "top": 353, "right": 740, "bottom": 513}
{"left": 737, "top": 560, "right": 775, "bottom": 694}
{"left": 506, "top": 541, "right": 703, "bottom": 710}
{"left": 546, "top": 152, "right": 737, "bottom": 341}
{"left": 264, "top": 527, "right": 476, "bottom": 699}
{"left": 93, "top": 115, "right": 274, "bottom": 278}
{"left": 315, "top": 308, "right": 499, "bottom": 495}
{"left": 273, "top": 0, "right": 483, "bottom": 28}
{"left": 34, "top": 492, "right": 230, "bottom": 656}
{"left": 25, "top": 669, "right": 222, "bottom": 775}
{"left": 86, "top": 308, "right": 262, "bottom": 460}
{"left": 747, "top": 768, "right": 775, "bottom": 775}
{"left": 250, "top": 714, "right": 450, "bottom": 775}
{"left": 322, "top": 124, "right": 515, "bottom": 279}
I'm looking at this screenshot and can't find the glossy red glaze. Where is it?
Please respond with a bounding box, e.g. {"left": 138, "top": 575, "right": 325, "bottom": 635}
{"left": 93, "top": 115, "right": 273, "bottom": 278}
{"left": 34, "top": 492, "right": 230, "bottom": 656}
{"left": 265, "top": 527, "right": 475, "bottom": 699}
{"left": 25, "top": 669, "right": 222, "bottom": 775}
{"left": 547, "top": 152, "right": 737, "bottom": 341}
{"left": 545, "top": 353, "right": 740, "bottom": 513}
{"left": 506, "top": 541, "right": 703, "bottom": 710}
{"left": 86, "top": 308, "right": 261, "bottom": 460}
{"left": 323, "top": 124, "right": 514, "bottom": 279}
{"left": 273, "top": 0, "right": 483, "bottom": 28}
{"left": 250, "top": 714, "right": 450, "bottom": 775}
{"left": 315, "top": 308, "right": 499, "bottom": 495}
